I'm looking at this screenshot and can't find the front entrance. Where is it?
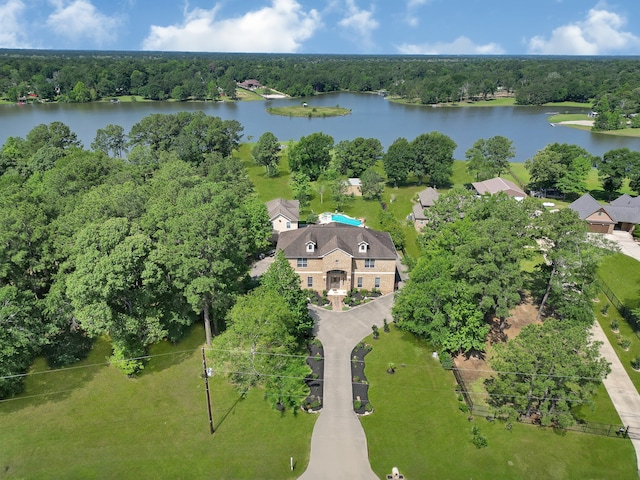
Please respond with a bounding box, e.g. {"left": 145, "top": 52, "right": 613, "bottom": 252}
{"left": 326, "top": 269, "right": 348, "bottom": 292}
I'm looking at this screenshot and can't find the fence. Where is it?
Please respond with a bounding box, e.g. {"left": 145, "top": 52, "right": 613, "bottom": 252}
{"left": 597, "top": 276, "right": 638, "bottom": 329}
{"left": 450, "top": 366, "right": 632, "bottom": 439}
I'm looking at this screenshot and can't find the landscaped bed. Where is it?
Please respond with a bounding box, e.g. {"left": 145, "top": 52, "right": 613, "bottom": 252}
{"left": 303, "top": 339, "right": 324, "bottom": 412}
{"left": 351, "top": 341, "right": 373, "bottom": 414}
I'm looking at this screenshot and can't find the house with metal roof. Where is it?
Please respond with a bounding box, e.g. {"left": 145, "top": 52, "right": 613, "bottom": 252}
{"left": 472, "top": 177, "right": 527, "bottom": 199}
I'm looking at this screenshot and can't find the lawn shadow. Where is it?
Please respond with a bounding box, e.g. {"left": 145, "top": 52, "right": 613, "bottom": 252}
{"left": 214, "top": 393, "right": 247, "bottom": 432}
{"left": 141, "top": 323, "right": 205, "bottom": 377}
{"left": 0, "top": 337, "right": 112, "bottom": 414}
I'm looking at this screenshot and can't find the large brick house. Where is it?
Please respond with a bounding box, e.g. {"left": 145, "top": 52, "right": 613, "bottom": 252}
{"left": 276, "top": 223, "right": 398, "bottom": 295}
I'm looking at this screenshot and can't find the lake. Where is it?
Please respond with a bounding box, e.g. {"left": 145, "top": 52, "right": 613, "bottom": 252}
{"left": 1, "top": 93, "right": 639, "bottom": 161}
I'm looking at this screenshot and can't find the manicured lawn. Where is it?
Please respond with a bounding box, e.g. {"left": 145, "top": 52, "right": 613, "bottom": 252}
{"left": 548, "top": 113, "right": 591, "bottom": 123}
{"left": 598, "top": 254, "right": 640, "bottom": 310}
{"left": 0, "top": 325, "right": 316, "bottom": 479}
{"left": 595, "top": 293, "right": 640, "bottom": 395}
{"left": 360, "top": 328, "right": 637, "bottom": 480}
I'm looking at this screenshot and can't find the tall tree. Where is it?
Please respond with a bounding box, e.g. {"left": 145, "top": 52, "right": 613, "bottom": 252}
{"left": 252, "top": 132, "right": 281, "bottom": 177}
{"left": 334, "top": 137, "right": 383, "bottom": 177}
{"left": 595, "top": 148, "right": 640, "bottom": 199}
{"left": 260, "top": 250, "right": 313, "bottom": 340}
{"left": 485, "top": 319, "right": 610, "bottom": 428}
{"left": 64, "top": 218, "right": 172, "bottom": 374}
{"left": 92, "top": 124, "right": 127, "bottom": 158}
{"left": 411, "top": 132, "right": 456, "bottom": 187}
{"left": 359, "top": 168, "right": 385, "bottom": 200}
{"left": 288, "top": 132, "right": 334, "bottom": 181}
{"left": 383, "top": 137, "right": 414, "bottom": 187}
{"left": 465, "top": 136, "right": 515, "bottom": 181}
{"left": 211, "top": 287, "right": 309, "bottom": 408}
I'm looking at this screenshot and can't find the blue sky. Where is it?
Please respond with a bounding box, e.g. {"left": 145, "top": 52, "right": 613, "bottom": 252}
{"left": 2, "top": 0, "right": 640, "bottom": 55}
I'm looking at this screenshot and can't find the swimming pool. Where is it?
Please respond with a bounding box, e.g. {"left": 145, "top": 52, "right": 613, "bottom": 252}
{"left": 330, "top": 214, "right": 362, "bottom": 227}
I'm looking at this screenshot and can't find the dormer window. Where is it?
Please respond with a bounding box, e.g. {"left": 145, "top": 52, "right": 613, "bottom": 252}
{"left": 358, "top": 241, "right": 368, "bottom": 253}
{"left": 306, "top": 242, "right": 315, "bottom": 252}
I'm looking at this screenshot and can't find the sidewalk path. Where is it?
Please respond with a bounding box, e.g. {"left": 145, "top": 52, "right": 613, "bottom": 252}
{"left": 298, "top": 294, "right": 395, "bottom": 480}
{"left": 600, "top": 230, "right": 640, "bottom": 475}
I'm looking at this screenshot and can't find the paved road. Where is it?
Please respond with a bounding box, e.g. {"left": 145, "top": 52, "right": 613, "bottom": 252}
{"left": 298, "top": 294, "right": 395, "bottom": 480}
{"left": 600, "top": 231, "right": 640, "bottom": 475}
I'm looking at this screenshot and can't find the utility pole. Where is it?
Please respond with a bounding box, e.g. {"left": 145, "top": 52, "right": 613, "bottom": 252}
{"left": 202, "top": 346, "right": 214, "bottom": 434}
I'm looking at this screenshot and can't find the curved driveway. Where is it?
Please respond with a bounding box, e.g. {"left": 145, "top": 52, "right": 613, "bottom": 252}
{"left": 298, "top": 294, "right": 394, "bottom": 480}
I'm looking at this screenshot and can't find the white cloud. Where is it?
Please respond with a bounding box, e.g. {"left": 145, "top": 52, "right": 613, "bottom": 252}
{"left": 397, "top": 36, "right": 505, "bottom": 55}
{"left": 0, "top": 0, "right": 30, "bottom": 48}
{"left": 528, "top": 6, "right": 640, "bottom": 54}
{"left": 404, "top": 0, "right": 430, "bottom": 27}
{"left": 46, "top": 0, "right": 120, "bottom": 45}
{"left": 141, "top": 0, "right": 320, "bottom": 53}
{"left": 338, "top": 0, "right": 379, "bottom": 48}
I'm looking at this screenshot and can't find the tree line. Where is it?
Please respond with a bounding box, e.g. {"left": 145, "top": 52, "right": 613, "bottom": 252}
{"left": 0, "top": 113, "right": 280, "bottom": 398}
{"left": 4, "top": 51, "right": 640, "bottom": 109}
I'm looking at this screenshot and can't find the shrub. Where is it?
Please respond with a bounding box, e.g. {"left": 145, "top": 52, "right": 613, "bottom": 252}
{"left": 601, "top": 304, "right": 609, "bottom": 315}
{"left": 365, "top": 402, "right": 373, "bottom": 412}
{"left": 631, "top": 356, "right": 640, "bottom": 370}
{"left": 472, "top": 433, "right": 488, "bottom": 449}
{"left": 43, "top": 327, "right": 93, "bottom": 368}
{"left": 372, "top": 324, "right": 379, "bottom": 339}
{"left": 439, "top": 351, "right": 454, "bottom": 370}
{"left": 383, "top": 318, "right": 390, "bottom": 332}
{"left": 610, "top": 319, "right": 619, "bottom": 331}
{"left": 458, "top": 403, "right": 469, "bottom": 413}
{"left": 619, "top": 338, "right": 631, "bottom": 350}
{"left": 354, "top": 400, "right": 362, "bottom": 410}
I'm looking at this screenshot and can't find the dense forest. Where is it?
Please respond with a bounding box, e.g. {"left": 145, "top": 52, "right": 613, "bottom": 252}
{"left": 0, "top": 113, "right": 279, "bottom": 398}
{"left": 3, "top": 50, "right": 640, "bottom": 112}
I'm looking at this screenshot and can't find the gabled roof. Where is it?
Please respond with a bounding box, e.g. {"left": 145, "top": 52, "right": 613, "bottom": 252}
{"left": 606, "top": 205, "right": 640, "bottom": 224}
{"left": 569, "top": 193, "right": 640, "bottom": 224}
{"left": 266, "top": 198, "right": 300, "bottom": 222}
{"left": 412, "top": 203, "right": 427, "bottom": 221}
{"left": 568, "top": 193, "right": 604, "bottom": 220}
{"left": 418, "top": 187, "right": 439, "bottom": 207}
{"left": 472, "top": 177, "right": 526, "bottom": 198}
{"left": 610, "top": 194, "right": 640, "bottom": 208}
{"left": 277, "top": 223, "right": 397, "bottom": 260}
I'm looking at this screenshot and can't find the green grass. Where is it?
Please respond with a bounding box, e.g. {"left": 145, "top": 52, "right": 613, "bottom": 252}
{"left": 0, "top": 325, "right": 315, "bottom": 479}
{"left": 598, "top": 254, "right": 640, "bottom": 310}
{"left": 267, "top": 106, "right": 351, "bottom": 117}
{"left": 594, "top": 293, "right": 640, "bottom": 395}
{"left": 360, "top": 328, "right": 637, "bottom": 480}
{"left": 548, "top": 113, "right": 591, "bottom": 124}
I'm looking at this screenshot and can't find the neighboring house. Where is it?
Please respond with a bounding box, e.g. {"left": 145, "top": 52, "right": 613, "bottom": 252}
{"left": 345, "top": 178, "right": 362, "bottom": 196}
{"left": 276, "top": 223, "right": 398, "bottom": 295}
{"left": 412, "top": 187, "right": 439, "bottom": 230}
{"left": 266, "top": 198, "right": 299, "bottom": 234}
{"left": 237, "top": 79, "right": 262, "bottom": 90}
{"left": 472, "top": 177, "right": 527, "bottom": 199}
{"left": 569, "top": 193, "right": 640, "bottom": 234}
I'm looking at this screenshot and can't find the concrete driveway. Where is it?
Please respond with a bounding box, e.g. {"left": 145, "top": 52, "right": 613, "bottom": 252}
{"left": 298, "top": 294, "right": 394, "bottom": 480}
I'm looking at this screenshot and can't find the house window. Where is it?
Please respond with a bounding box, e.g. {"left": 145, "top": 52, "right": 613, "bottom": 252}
{"left": 306, "top": 243, "right": 315, "bottom": 252}
{"left": 297, "top": 258, "right": 307, "bottom": 267}
{"left": 307, "top": 277, "right": 313, "bottom": 287}
{"left": 365, "top": 259, "right": 375, "bottom": 268}
{"left": 357, "top": 277, "right": 363, "bottom": 288}
{"left": 286, "top": 221, "right": 291, "bottom": 229}
{"left": 359, "top": 243, "right": 367, "bottom": 253}
{"left": 375, "top": 277, "right": 380, "bottom": 288}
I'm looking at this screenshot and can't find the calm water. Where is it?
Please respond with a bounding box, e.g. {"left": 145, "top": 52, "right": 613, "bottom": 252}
{"left": 1, "top": 93, "right": 639, "bottom": 161}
